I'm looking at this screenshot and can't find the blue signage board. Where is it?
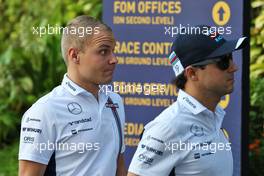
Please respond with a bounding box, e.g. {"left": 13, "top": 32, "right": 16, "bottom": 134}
{"left": 103, "top": 1, "right": 249, "bottom": 175}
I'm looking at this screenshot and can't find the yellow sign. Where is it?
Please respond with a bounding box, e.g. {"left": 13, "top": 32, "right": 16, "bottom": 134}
{"left": 219, "top": 94, "right": 230, "bottom": 109}
{"left": 212, "top": 1, "right": 231, "bottom": 26}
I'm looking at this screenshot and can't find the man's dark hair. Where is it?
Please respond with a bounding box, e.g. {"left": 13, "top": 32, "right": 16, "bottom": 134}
{"left": 173, "top": 65, "right": 206, "bottom": 90}
{"left": 172, "top": 73, "right": 187, "bottom": 90}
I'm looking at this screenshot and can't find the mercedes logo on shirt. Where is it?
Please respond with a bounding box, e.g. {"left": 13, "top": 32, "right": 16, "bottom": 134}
{"left": 190, "top": 124, "right": 204, "bottom": 137}
{"left": 67, "top": 102, "right": 82, "bottom": 115}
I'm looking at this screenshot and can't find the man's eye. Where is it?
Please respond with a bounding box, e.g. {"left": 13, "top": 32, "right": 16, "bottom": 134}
{"left": 100, "top": 49, "right": 109, "bottom": 56}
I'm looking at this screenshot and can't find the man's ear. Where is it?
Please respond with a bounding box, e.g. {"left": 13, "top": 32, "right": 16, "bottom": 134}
{"left": 185, "top": 66, "right": 198, "bottom": 81}
{"left": 68, "top": 48, "right": 80, "bottom": 64}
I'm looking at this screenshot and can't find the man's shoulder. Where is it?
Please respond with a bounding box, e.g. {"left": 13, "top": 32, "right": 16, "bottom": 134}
{"left": 24, "top": 86, "right": 63, "bottom": 118}
{"left": 155, "top": 101, "right": 184, "bottom": 122}
{"left": 144, "top": 101, "right": 188, "bottom": 140}
{"left": 24, "top": 93, "right": 52, "bottom": 118}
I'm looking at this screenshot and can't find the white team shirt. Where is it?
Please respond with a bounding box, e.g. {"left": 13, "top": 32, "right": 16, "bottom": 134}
{"left": 128, "top": 89, "right": 233, "bottom": 176}
{"left": 19, "top": 74, "right": 125, "bottom": 176}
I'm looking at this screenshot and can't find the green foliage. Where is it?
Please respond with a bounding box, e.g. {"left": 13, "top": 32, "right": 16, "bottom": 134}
{"left": 250, "top": 78, "right": 264, "bottom": 142}
{"left": 249, "top": 79, "right": 264, "bottom": 176}
{"left": 0, "top": 0, "right": 102, "bottom": 144}
{"left": 250, "top": 0, "right": 264, "bottom": 78}
{"left": 0, "top": 142, "right": 19, "bottom": 176}
{"left": 249, "top": 0, "right": 264, "bottom": 175}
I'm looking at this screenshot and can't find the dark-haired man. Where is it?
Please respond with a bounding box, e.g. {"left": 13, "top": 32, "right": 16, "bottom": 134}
{"left": 128, "top": 25, "right": 247, "bottom": 176}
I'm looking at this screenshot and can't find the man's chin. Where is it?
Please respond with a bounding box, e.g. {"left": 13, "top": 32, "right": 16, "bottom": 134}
{"left": 100, "top": 78, "right": 113, "bottom": 85}
{"left": 226, "top": 87, "right": 234, "bottom": 94}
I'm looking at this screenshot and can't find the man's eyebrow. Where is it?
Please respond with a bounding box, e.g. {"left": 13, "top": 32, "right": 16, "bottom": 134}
{"left": 98, "top": 44, "right": 111, "bottom": 48}
{"left": 98, "top": 43, "right": 116, "bottom": 49}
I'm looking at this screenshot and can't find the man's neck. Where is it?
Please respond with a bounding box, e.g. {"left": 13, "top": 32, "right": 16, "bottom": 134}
{"left": 183, "top": 87, "right": 220, "bottom": 112}
{"left": 67, "top": 71, "right": 99, "bottom": 100}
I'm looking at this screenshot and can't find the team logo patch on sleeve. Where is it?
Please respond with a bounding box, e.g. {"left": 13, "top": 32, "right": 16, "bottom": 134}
{"left": 138, "top": 153, "right": 154, "bottom": 165}
{"left": 105, "top": 102, "right": 119, "bottom": 108}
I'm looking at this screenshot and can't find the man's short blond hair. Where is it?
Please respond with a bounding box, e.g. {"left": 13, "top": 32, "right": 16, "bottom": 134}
{"left": 61, "top": 15, "right": 112, "bottom": 65}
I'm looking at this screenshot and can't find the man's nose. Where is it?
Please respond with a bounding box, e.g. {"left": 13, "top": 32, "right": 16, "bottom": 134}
{"left": 109, "top": 53, "right": 118, "bottom": 64}
{"left": 228, "top": 60, "right": 238, "bottom": 73}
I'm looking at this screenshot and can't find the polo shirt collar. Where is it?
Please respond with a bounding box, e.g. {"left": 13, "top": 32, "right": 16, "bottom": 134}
{"left": 178, "top": 89, "right": 226, "bottom": 118}
{"left": 61, "top": 74, "right": 88, "bottom": 96}
{"left": 177, "top": 89, "right": 207, "bottom": 115}
{"left": 215, "top": 104, "right": 226, "bottom": 118}
{"left": 62, "top": 74, "right": 110, "bottom": 103}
